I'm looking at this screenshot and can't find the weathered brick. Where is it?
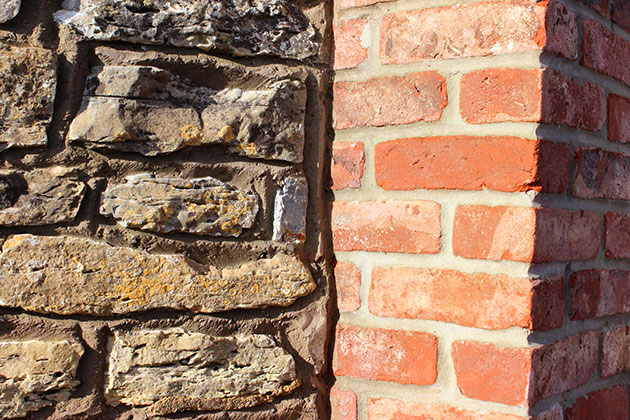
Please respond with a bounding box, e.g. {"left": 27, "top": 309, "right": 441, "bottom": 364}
{"left": 334, "top": 325, "right": 438, "bottom": 385}
{"left": 331, "top": 388, "right": 357, "bottom": 420}
{"left": 565, "top": 387, "right": 629, "bottom": 420}
{"left": 333, "top": 73, "right": 447, "bottom": 129}
{"left": 569, "top": 270, "right": 630, "bottom": 320}
{"left": 370, "top": 267, "right": 563, "bottom": 330}
{"left": 336, "top": 0, "right": 394, "bottom": 9}
{"left": 331, "top": 142, "right": 365, "bottom": 190}
{"left": 609, "top": 94, "right": 630, "bottom": 143}
{"left": 602, "top": 327, "right": 630, "bottom": 377}
{"left": 335, "top": 262, "right": 361, "bottom": 312}
{"left": 575, "top": 0, "right": 609, "bottom": 15}
{"left": 380, "top": 1, "right": 576, "bottom": 64}
{"left": 582, "top": 19, "right": 630, "bottom": 85}
{"left": 573, "top": 148, "right": 630, "bottom": 200}
{"left": 334, "top": 19, "right": 368, "bottom": 70}
{"left": 605, "top": 212, "right": 630, "bottom": 259}
{"left": 375, "top": 136, "right": 569, "bottom": 193}
{"left": 453, "top": 206, "right": 600, "bottom": 263}
{"left": 611, "top": 0, "right": 630, "bottom": 33}
{"left": 368, "top": 398, "right": 527, "bottom": 420}
{"left": 332, "top": 201, "right": 441, "bottom": 254}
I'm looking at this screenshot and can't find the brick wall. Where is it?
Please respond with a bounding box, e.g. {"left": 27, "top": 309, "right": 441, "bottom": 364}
{"left": 331, "top": 0, "right": 630, "bottom": 419}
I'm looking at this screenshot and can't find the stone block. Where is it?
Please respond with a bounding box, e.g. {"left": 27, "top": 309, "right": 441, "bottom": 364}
{"left": 0, "top": 0, "right": 20, "bottom": 23}
{"left": 273, "top": 176, "right": 308, "bottom": 242}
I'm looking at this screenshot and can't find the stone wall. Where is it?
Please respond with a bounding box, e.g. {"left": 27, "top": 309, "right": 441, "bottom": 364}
{"left": 0, "top": 1, "right": 332, "bottom": 419}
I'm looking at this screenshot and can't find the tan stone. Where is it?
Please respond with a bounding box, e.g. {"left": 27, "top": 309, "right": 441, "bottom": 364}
{"left": 0, "top": 235, "right": 315, "bottom": 316}
{"left": 105, "top": 329, "right": 299, "bottom": 415}
{"left": 0, "top": 339, "right": 84, "bottom": 418}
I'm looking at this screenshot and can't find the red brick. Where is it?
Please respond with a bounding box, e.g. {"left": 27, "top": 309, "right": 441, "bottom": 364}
{"left": 331, "top": 142, "right": 364, "bottom": 190}
{"left": 334, "top": 325, "right": 438, "bottom": 385}
{"left": 575, "top": 0, "right": 609, "bottom": 15}
{"left": 379, "top": 1, "right": 576, "bottom": 65}
{"left": 332, "top": 201, "right": 441, "bottom": 254}
{"left": 602, "top": 327, "right": 630, "bottom": 377}
{"left": 569, "top": 270, "right": 630, "bottom": 320}
{"left": 609, "top": 94, "right": 630, "bottom": 143}
{"left": 565, "top": 387, "right": 629, "bottom": 420}
{"left": 333, "top": 73, "right": 447, "bottom": 129}
{"left": 605, "top": 212, "right": 630, "bottom": 259}
{"left": 453, "top": 206, "right": 600, "bottom": 263}
{"left": 335, "top": 262, "right": 361, "bottom": 312}
{"left": 336, "top": 0, "right": 394, "bottom": 9}
{"left": 533, "top": 405, "right": 564, "bottom": 420}
{"left": 375, "top": 136, "right": 569, "bottom": 193}
{"left": 370, "top": 267, "right": 563, "bottom": 330}
{"left": 330, "top": 387, "right": 357, "bottom": 420}
{"left": 334, "top": 19, "right": 368, "bottom": 70}
{"left": 368, "top": 398, "right": 527, "bottom": 420}
{"left": 573, "top": 148, "right": 630, "bottom": 200}
{"left": 582, "top": 19, "right": 630, "bottom": 85}
{"left": 611, "top": 0, "right": 630, "bottom": 33}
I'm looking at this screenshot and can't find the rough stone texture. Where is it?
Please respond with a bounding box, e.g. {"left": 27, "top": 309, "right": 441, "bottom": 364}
{"left": 0, "top": 168, "right": 85, "bottom": 226}
{"left": 0, "top": 235, "right": 316, "bottom": 316}
{"left": 0, "top": 339, "right": 84, "bottom": 418}
{"left": 273, "top": 176, "right": 308, "bottom": 242}
{"left": 0, "top": 46, "right": 57, "bottom": 151}
{"left": 68, "top": 65, "right": 306, "bottom": 163}
{"left": 105, "top": 329, "right": 299, "bottom": 415}
{"left": 0, "top": 0, "right": 20, "bottom": 23}
{"left": 100, "top": 173, "right": 258, "bottom": 237}
{"left": 55, "top": 0, "right": 319, "bottom": 60}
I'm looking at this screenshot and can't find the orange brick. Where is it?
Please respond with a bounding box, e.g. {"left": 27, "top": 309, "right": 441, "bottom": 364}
{"left": 368, "top": 398, "right": 527, "bottom": 420}
{"left": 331, "top": 387, "right": 357, "bottom": 420}
{"left": 335, "top": 262, "right": 361, "bottom": 312}
{"left": 333, "top": 19, "right": 368, "bottom": 70}
{"left": 331, "top": 142, "right": 365, "bottom": 190}
{"left": 332, "top": 201, "right": 441, "bottom": 254}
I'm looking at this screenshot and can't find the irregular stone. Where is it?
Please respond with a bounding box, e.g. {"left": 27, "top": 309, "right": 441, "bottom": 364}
{"left": 0, "top": 46, "right": 57, "bottom": 151}
{"left": 0, "top": 235, "right": 315, "bottom": 316}
{"left": 101, "top": 174, "right": 258, "bottom": 237}
{"left": 273, "top": 176, "right": 308, "bottom": 242}
{"left": 68, "top": 65, "right": 306, "bottom": 162}
{"left": 105, "top": 329, "right": 299, "bottom": 415}
{"left": 0, "top": 168, "right": 85, "bottom": 226}
{"left": 0, "top": 339, "right": 84, "bottom": 418}
{"left": 0, "top": 0, "right": 20, "bottom": 23}
{"left": 55, "top": 0, "right": 319, "bottom": 60}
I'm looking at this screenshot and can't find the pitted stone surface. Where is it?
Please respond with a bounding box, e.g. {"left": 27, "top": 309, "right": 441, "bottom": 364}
{"left": 0, "top": 46, "right": 57, "bottom": 151}
{"left": 68, "top": 65, "right": 306, "bottom": 162}
{"left": 0, "top": 235, "right": 316, "bottom": 316}
{"left": 55, "top": 0, "right": 319, "bottom": 60}
{"left": 0, "top": 0, "right": 20, "bottom": 23}
{"left": 105, "top": 329, "right": 299, "bottom": 415}
{"left": 0, "top": 168, "right": 86, "bottom": 226}
{"left": 273, "top": 176, "right": 308, "bottom": 242}
{"left": 0, "top": 339, "right": 84, "bottom": 418}
{"left": 101, "top": 174, "right": 258, "bottom": 237}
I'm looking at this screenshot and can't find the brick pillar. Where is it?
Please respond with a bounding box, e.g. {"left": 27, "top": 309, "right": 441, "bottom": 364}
{"left": 331, "top": 0, "right": 630, "bottom": 419}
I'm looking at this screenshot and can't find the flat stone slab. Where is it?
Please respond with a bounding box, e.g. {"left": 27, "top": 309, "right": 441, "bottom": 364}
{"left": 0, "top": 339, "right": 84, "bottom": 418}
{"left": 105, "top": 329, "right": 299, "bottom": 415}
{"left": 0, "top": 46, "right": 57, "bottom": 151}
{"left": 68, "top": 65, "right": 306, "bottom": 162}
{"left": 273, "top": 176, "right": 308, "bottom": 242}
{"left": 0, "top": 235, "right": 315, "bottom": 316}
{"left": 55, "top": 0, "right": 319, "bottom": 60}
{"left": 0, "top": 168, "right": 85, "bottom": 226}
{"left": 100, "top": 174, "right": 258, "bottom": 237}
{"left": 0, "top": 0, "right": 20, "bottom": 23}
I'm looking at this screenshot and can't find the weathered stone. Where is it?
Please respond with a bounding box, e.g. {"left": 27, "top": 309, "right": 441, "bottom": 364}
{"left": 0, "top": 235, "right": 315, "bottom": 316}
{"left": 0, "top": 339, "right": 84, "bottom": 418}
{"left": 0, "top": 0, "right": 20, "bottom": 23}
{"left": 0, "top": 168, "right": 86, "bottom": 226}
{"left": 101, "top": 174, "right": 258, "bottom": 237}
{"left": 0, "top": 46, "right": 57, "bottom": 151}
{"left": 273, "top": 176, "right": 308, "bottom": 242}
{"left": 105, "top": 329, "right": 299, "bottom": 415}
{"left": 68, "top": 65, "right": 306, "bottom": 162}
{"left": 55, "top": 0, "right": 319, "bottom": 60}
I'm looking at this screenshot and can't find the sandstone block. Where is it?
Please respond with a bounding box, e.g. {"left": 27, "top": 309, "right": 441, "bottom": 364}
{"left": 0, "top": 235, "right": 315, "bottom": 316}
{"left": 0, "top": 168, "right": 85, "bottom": 226}
{"left": 68, "top": 66, "right": 306, "bottom": 162}
{"left": 55, "top": 0, "right": 319, "bottom": 60}
{"left": 0, "top": 339, "right": 83, "bottom": 418}
{"left": 100, "top": 174, "right": 258, "bottom": 237}
{"left": 0, "top": 0, "right": 20, "bottom": 23}
{"left": 0, "top": 46, "right": 57, "bottom": 151}
{"left": 105, "top": 329, "right": 299, "bottom": 415}
{"left": 273, "top": 176, "right": 308, "bottom": 242}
